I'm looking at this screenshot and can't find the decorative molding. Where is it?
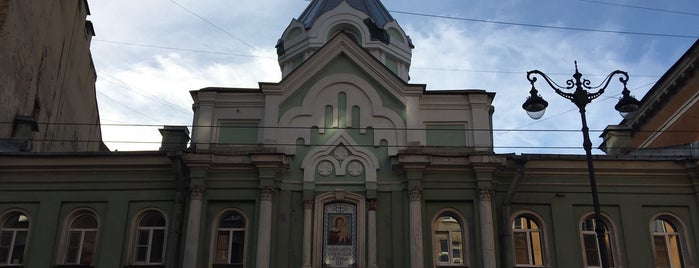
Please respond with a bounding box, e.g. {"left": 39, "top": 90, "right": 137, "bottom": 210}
{"left": 190, "top": 185, "right": 205, "bottom": 200}
{"left": 367, "top": 199, "right": 377, "bottom": 211}
{"left": 409, "top": 187, "right": 422, "bottom": 201}
{"left": 304, "top": 200, "right": 314, "bottom": 209}
{"left": 479, "top": 187, "right": 493, "bottom": 202}
{"left": 317, "top": 161, "right": 334, "bottom": 176}
{"left": 333, "top": 146, "right": 349, "bottom": 160}
{"left": 347, "top": 161, "right": 363, "bottom": 176}
{"left": 260, "top": 187, "right": 273, "bottom": 201}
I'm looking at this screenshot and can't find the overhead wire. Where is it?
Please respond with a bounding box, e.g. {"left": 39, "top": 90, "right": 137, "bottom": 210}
{"left": 388, "top": 10, "right": 699, "bottom": 39}
{"left": 577, "top": 0, "right": 699, "bottom": 17}
{"left": 96, "top": 70, "right": 192, "bottom": 116}
{"left": 87, "top": 2, "right": 691, "bottom": 151}
{"left": 3, "top": 121, "right": 696, "bottom": 135}
{"left": 166, "top": 0, "right": 275, "bottom": 59}
{"left": 92, "top": 39, "right": 275, "bottom": 59}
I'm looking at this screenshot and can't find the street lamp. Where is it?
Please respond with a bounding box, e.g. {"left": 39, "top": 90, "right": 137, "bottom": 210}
{"left": 522, "top": 61, "right": 640, "bottom": 268}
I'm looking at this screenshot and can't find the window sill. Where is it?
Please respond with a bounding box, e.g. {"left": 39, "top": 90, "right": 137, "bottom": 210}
{"left": 212, "top": 264, "right": 244, "bottom": 268}
{"left": 55, "top": 265, "right": 94, "bottom": 268}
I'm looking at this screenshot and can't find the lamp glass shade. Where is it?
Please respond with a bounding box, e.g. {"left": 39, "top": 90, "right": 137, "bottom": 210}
{"left": 523, "top": 94, "right": 549, "bottom": 120}
{"left": 614, "top": 90, "right": 641, "bottom": 119}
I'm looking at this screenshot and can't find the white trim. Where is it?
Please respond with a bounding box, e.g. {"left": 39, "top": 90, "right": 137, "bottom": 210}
{"left": 510, "top": 211, "right": 548, "bottom": 267}
{"left": 431, "top": 208, "right": 469, "bottom": 268}
{"left": 130, "top": 208, "right": 168, "bottom": 265}
{"left": 209, "top": 209, "right": 249, "bottom": 267}
{"left": 0, "top": 209, "right": 30, "bottom": 266}
{"left": 313, "top": 192, "right": 366, "bottom": 268}
{"left": 578, "top": 212, "right": 622, "bottom": 268}
{"left": 648, "top": 213, "right": 695, "bottom": 268}
{"left": 57, "top": 208, "right": 100, "bottom": 265}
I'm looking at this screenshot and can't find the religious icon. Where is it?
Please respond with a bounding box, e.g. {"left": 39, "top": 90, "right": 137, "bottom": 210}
{"left": 327, "top": 214, "right": 351, "bottom": 245}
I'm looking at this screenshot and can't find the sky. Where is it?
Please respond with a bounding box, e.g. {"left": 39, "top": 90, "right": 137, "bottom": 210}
{"left": 86, "top": 0, "right": 699, "bottom": 154}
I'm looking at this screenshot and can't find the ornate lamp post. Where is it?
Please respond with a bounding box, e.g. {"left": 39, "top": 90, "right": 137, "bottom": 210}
{"left": 522, "top": 61, "right": 640, "bottom": 268}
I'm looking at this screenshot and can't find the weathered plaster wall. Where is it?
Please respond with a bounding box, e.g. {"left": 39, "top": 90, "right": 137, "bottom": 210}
{"left": 0, "top": 0, "right": 103, "bottom": 152}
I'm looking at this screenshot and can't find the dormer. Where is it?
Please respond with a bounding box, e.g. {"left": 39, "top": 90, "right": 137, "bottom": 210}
{"left": 276, "top": 0, "right": 413, "bottom": 82}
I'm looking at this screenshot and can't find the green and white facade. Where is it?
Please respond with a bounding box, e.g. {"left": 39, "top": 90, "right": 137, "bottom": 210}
{"left": 1, "top": 0, "right": 698, "bottom": 268}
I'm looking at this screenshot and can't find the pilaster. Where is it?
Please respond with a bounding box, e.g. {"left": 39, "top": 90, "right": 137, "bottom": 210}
{"left": 367, "top": 198, "right": 378, "bottom": 268}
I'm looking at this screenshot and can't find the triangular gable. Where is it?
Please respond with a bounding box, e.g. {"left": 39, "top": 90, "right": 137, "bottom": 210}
{"left": 262, "top": 32, "right": 424, "bottom": 102}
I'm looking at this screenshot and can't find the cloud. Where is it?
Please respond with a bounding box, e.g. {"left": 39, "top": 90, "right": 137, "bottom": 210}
{"left": 96, "top": 48, "right": 279, "bottom": 151}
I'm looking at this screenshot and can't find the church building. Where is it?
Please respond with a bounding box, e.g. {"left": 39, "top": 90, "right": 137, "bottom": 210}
{"left": 0, "top": 0, "right": 697, "bottom": 268}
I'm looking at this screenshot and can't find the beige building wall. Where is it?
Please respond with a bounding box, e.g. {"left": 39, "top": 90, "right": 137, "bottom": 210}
{"left": 0, "top": 0, "right": 104, "bottom": 152}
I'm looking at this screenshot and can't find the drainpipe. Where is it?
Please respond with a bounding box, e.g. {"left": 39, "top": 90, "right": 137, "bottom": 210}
{"left": 501, "top": 158, "right": 526, "bottom": 268}
{"left": 159, "top": 126, "right": 190, "bottom": 268}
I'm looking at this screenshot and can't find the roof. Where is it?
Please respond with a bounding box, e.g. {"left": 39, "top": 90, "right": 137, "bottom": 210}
{"left": 297, "top": 0, "right": 395, "bottom": 28}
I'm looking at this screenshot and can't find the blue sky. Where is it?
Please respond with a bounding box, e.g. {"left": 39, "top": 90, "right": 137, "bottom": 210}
{"left": 87, "top": 0, "right": 698, "bottom": 153}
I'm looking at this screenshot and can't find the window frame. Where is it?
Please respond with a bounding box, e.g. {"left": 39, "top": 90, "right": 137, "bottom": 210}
{"left": 131, "top": 209, "right": 168, "bottom": 266}
{"left": 431, "top": 209, "right": 468, "bottom": 267}
{"left": 649, "top": 214, "right": 689, "bottom": 268}
{"left": 58, "top": 209, "right": 100, "bottom": 266}
{"left": 210, "top": 209, "right": 248, "bottom": 267}
{"left": 0, "top": 209, "right": 30, "bottom": 266}
{"left": 579, "top": 213, "right": 619, "bottom": 268}
{"left": 511, "top": 212, "right": 547, "bottom": 267}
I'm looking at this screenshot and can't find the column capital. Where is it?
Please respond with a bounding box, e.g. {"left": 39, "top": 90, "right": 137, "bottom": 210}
{"left": 260, "top": 187, "right": 273, "bottom": 201}
{"left": 409, "top": 187, "right": 422, "bottom": 201}
{"left": 304, "top": 200, "right": 314, "bottom": 209}
{"left": 367, "top": 199, "right": 377, "bottom": 211}
{"left": 479, "top": 187, "right": 493, "bottom": 202}
{"left": 191, "top": 185, "right": 205, "bottom": 200}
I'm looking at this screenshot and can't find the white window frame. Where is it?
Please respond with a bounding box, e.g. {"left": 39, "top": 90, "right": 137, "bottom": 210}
{"left": 432, "top": 209, "right": 468, "bottom": 267}
{"left": 131, "top": 209, "right": 167, "bottom": 265}
{"left": 650, "top": 215, "right": 687, "bottom": 268}
{"left": 211, "top": 209, "right": 248, "bottom": 266}
{"left": 0, "top": 210, "right": 30, "bottom": 266}
{"left": 60, "top": 209, "right": 99, "bottom": 266}
{"left": 512, "top": 213, "right": 546, "bottom": 267}
{"left": 579, "top": 213, "right": 618, "bottom": 268}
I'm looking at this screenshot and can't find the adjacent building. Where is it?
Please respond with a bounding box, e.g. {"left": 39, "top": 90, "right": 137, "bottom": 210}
{"left": 0, "top": 0, "right": 105, "bottom": 152}
{"left": 0, "top": 0, "right": 697, "bottom": 268}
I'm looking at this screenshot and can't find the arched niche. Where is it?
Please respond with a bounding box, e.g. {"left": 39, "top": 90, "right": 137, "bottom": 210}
{"left": 313, "top": 191, "right": 366, "bottom": 268}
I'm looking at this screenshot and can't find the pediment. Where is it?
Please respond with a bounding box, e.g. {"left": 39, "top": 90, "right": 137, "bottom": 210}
{"left": 262, "top": 32, "right": 424, "bottom": 102}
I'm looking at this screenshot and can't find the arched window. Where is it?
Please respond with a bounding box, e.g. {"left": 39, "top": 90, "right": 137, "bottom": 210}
{"left": 132, "top": 210, "right": 167, "bottom": 265}
{"left": 0, "top": 210, "right": 29, "bottom": 265}
{"left": 651, "top": 216, "right": 685, "bottom": 268}
{"left": 62, "top": 210, "right": 98, "bottom": 265}
{"left": 433, "top": 210, "right": 466, "bottom": 266}
{"left": 512, "top": 214, "right": 545, "bottom": 267}
{"left": 213, "top": 210, "right": 247, "bottom": 266}
{"left": 580, "top": 215, "right": 616, "bottom": 268}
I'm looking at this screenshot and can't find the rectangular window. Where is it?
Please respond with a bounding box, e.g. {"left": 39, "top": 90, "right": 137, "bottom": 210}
{"left": 219, "top": 122, "right": 259, "bottom": 145}
{"left": 583, "top": 234, "right": 599, "bottom": 266}
{"left": 0, "top": 231, "right": 12, "bottom": 263}
{"left": 150, "top": 229, "right": 165, "bottom": 263}
{"left": 65, "top": 232, "right": 82, "bottom": 263}
{"left": 426, "top": 124, "right": 467, "bottom": 147}
{"left": 230, "top": 230, "right": 245, "bottom": 264}
{"left": 215, "top": 232, "right": 230, "bottom": 263}
{"left": 514, "top": 232, "right": 529, "bottom": 264}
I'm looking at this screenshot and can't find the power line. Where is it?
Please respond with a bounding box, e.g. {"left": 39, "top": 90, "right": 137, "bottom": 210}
{"left": 4, "top": 121, "right": 697, "bottom": 135}
{"left": 92, "top": 39, "right": 274, "bottom": 59}
{"left": 167, "top": 0, "right": 273, "bottom": 58}
{"left": 96, "top": 70, "right": 192, "bottom": 116}
{"left": 578, "top": 0, "right": 699, "bottom": 17}
{"left": 389, "top": 10, "right": 699, "bottom": 39}
{"left": 92, "top": 39, "right": 665, "bottom": 78}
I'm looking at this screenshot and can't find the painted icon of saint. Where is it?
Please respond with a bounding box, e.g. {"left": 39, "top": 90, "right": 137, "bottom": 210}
{"left": 328, "top": 215, "right": 351, "bottom": 245}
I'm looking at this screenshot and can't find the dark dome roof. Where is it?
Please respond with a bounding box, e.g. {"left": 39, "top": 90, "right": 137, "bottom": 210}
{"left": 297, "top": 0, "right": 395, "bottom": 29}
